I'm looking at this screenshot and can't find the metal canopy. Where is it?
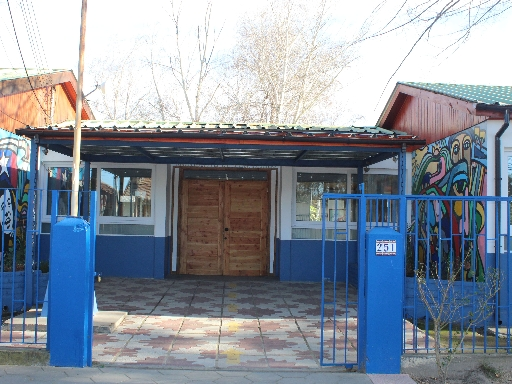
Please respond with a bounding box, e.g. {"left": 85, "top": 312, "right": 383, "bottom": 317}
{"left": 17, "top": 121, "right": 426, "bottom": 168}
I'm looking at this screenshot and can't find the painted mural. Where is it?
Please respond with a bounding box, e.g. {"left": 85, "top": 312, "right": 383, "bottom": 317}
{"left": 411, "top": 126, "right": 487, "bottom": 282}
{"left": 0, "top": 130, "right": 30, "bottom": 269}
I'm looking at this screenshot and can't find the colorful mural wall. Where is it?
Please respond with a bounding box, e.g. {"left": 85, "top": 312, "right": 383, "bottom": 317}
{"left": 411, "top": 126, "right": 487, "bottom": 281}
{"left": 0, "top": 130, "right": 30, "bottom": 265}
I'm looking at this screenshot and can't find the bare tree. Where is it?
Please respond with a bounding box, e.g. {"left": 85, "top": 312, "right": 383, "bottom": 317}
{"left": 147, "top": 35, "right": 181, "bottom": 121}
{"left": 360, "top": 0, "right": 512, "bottom": 96}
{"left": 217, "top": 0, "right": 357, "bottom": 125}
{"left": 415, "top": 263, "right": 502, "bottom": 383}
{"left": 86, "top": 37, "right": 180, "bottom": 121}
{"left": 165, "top": 1, "right": 222, "bottom": 122}
{"left": 87, "top": 41, "right": 150, "bottom": 120}
{"left": 83, "top": 1, "right": 510, "bottom": 124}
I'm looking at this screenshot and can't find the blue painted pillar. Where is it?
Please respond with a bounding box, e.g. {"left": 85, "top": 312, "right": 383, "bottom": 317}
{"left": 363, "top": 227, "right": 404, "bottom": 373}
{"left": 24, "top": 138, "right": 39, "bottom": 306}
{"left": 48, "top": 218, "right": 94, "bottom": 367}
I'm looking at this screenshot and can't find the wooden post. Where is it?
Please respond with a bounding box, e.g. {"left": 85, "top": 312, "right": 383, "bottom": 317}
{"left": 71, "top": 0, "right": 87, "bottom": 217}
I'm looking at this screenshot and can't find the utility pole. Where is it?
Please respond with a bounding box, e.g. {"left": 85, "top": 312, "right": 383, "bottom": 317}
{"left": 71, "top": 0, "right": 87, "bottom": 217}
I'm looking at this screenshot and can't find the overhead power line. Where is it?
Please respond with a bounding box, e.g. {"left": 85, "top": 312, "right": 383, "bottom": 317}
{"left": 6, "top": 0, "right": 51, "bottom": 120}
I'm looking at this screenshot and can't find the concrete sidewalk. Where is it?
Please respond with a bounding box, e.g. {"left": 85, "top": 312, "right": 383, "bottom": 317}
{"left": 0, "top": 365, "right": 416, "bottom": 383}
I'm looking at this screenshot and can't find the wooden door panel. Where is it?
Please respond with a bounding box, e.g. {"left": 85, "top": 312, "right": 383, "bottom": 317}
{"left": 229, "top": 219, "right": 262, "bottom": 231}
{"left": 179, "top": 179, "right": 223, "bottom": 275}
{"left": 224, "top": 180, "right": 269, "bottom": 276}
{"left": 180, "top": 175, "right": 270, "bottom": 277}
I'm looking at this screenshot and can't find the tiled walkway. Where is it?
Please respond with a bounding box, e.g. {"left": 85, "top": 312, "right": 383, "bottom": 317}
{"left": 1, "top": 277, "right": 430, "bottom": 369}
{"left": 93, "top": 277, "right": 359, "bottom": 369}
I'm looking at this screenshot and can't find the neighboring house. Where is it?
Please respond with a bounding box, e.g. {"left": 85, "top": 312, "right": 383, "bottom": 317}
{"left": 0, "top": 68, "right": 94, "bottom": 190}
{"left": 378, "top": 82, "right": 511, "bottom": 199}
{"left": 17, "top": 121, "right": 423, "bottom": 280}
{"left": 0, "top": 68, "right": 94, "bottom": 255}
{"left": 377, "top": 82, "right": 512, "bottom": 283}
{"left": 0, "top": 68, "right": 94, "bottom": 133}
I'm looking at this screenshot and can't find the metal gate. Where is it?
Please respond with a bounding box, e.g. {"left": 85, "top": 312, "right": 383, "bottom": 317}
{"left": 320, "top": 189, "right": 403, "bottom": 368}
{"left": 0, "top": 189, "right": 95, "bottom": 344}
{"left": 320, "top": 193, "right": 362, "bottom": 368}
{"left": 321, "top": 191, "right": 512, "bottom": 368}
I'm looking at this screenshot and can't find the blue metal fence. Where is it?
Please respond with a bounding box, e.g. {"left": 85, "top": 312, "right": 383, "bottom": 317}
{"left": 0, "top": 189, "right": 96, "bottom": 344}
{"left": 320, "top": 196, "right": 360, "bottom": 368}
{"left": 404, "top": 195, "right": 511, "bottom": 354}
{"left": 321, "top": 191, "right": 512, "bottom": 367}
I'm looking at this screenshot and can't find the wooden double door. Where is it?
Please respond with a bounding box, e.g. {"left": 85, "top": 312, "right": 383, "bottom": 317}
{"left": 179, "top": 177, "right": 269, "bottom": 276}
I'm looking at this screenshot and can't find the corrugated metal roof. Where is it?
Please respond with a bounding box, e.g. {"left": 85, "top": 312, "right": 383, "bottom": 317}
{"left": 0, "top": 68, "right": 69, "bottom": 82}
{"left": 47, "top": 120, "right": 404, "bottom": 137}
{"left": 18, "top": 119, "right": 426, "bottom": 167}
{"left": 400, "top": 82, "right": 512, "bottom": 105}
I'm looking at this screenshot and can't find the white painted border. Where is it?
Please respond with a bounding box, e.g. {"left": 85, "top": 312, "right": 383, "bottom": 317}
{"left": 171, "top": 166, "right": 180, "bottom": 272}
{"left": 279, "top": 167, "right": 293, "bottom": 241}
{"left": 269, "top": 169, "right": 276, "bottom": 273}
{"left": 290, "top": 165, "right": 399, "bottom": 231}
{"left": 40, "top": 159, "right": 157, "bottom": 232}
{"left": 170, "top": 165, "right": 278, "bottom": 273}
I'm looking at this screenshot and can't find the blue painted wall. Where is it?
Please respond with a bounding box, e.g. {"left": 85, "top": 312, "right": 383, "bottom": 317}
{"left": 42, "top": 235, "right": 360, "bottom": 282}
{"left": 277, "top": 239, "right": 358, "bottom": 282}
{"left": 39, "top": 234, "right": 171, "bottom": 279}
{"left": 404, "top": 252, "right": 511, "bottom": 328}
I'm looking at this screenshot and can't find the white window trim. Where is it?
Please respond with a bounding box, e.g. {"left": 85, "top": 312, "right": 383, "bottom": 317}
{"left": 40, "top": 161, "right": 83, "bottom": 223}
{"left": 95, "top": 163, "right": 155, "bottom": 226}
{"left": 505, "top": 151, "right": 512, "bottom": 236}
{"left": 292, "top": 167, "right": 353, "bottom": 230}
{"left": 291, "top": 167, "right": 400, "bottom": 231}
{"left": 41, "top": 162, "right": 156, "bottom": 227}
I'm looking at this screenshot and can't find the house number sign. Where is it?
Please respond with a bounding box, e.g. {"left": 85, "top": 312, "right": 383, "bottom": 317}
{"left": 375, "top": 240, "right": 397, "bottom": 256}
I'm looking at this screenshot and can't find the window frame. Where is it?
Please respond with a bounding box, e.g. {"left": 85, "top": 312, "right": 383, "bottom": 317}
{"left": 292, "top": 168, "right": 351, "bottom": 229}
{"left": 95, "top": 163, "right": 155, "bottom": 226}
{"left": 41, "top": 162, "right": 156, "bottom": 228}
{"left": 291, "top": 168, "right": 399, "bottom": 239}
{"left": 41, "top": 162, "right": 86, "bottom": 222}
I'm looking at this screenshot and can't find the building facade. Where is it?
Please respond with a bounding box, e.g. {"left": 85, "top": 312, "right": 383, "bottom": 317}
{"left": 13, "top": 81, "right": 512, "bottom": 282}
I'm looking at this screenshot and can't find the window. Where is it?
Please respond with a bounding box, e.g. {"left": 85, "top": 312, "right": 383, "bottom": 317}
{"left": 351, "top": 174, "right": 398, "bottom": 223}
{"left": 295, "top": 173, "right": 347, "bottom": 222}
{"left": 100, "top": 168, "right": 151, "bottom": 218}
{"left": 292, "top": 171, "right": 399, "bottom": 240}
{"left": 46, "top": 167, "right": 97, "bottom": 215}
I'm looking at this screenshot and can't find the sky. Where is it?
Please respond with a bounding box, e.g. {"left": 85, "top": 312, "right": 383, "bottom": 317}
{"left": 0, "top": 0, "right": 510, "bottom": 126}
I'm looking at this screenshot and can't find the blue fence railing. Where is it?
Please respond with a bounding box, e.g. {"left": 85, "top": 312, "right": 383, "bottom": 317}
{"left": 0, "top": 189, "right": 96, "bottom": 345}
{"left": 321, "top": 192, "right": 512, "bottom": 367}
{"left": 403, "top": 195, "right": 511, "bottom": 354}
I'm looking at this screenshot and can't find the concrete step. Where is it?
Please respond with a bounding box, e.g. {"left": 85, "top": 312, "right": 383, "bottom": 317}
{"left": 2, "top": 309, "right": 127, "bottom": 333}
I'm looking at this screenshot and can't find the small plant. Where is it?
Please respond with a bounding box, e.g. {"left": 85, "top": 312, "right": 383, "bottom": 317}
{"left": 415, "top": 262, "right": 502, "bottom": 383}
{"left": 405, "top": 222, "right": 416, "bottom": 277}
{"left": 1, "top": 243, "right": 26, "bottom": 272}
{"left": 479, "top": 362, "right": 500, "bottom": 379}
{"left": 38, "top": 260, "right": 50, "bottom": 273}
